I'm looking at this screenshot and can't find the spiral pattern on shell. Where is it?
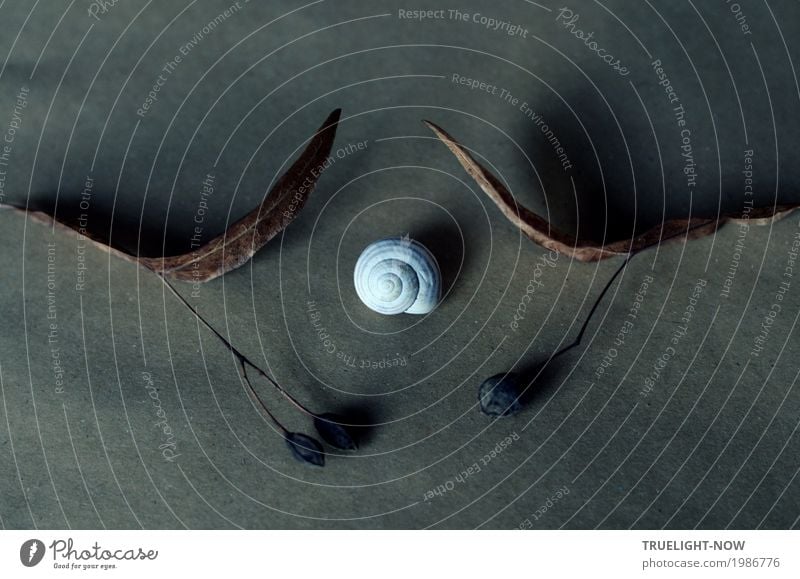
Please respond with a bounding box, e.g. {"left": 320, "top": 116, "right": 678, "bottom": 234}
{"left": 354, "top": 237, "right": 442, "bottom": 315}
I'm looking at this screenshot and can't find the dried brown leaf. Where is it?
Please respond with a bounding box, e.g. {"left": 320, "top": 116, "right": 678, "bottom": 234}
{"left": 2, "top": 109, "right": 342, "bottom": 281}
{"left": 424, "top": 120, "right": 798, "bottom": 261}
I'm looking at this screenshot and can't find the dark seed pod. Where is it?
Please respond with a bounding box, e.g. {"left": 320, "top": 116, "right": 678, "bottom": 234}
{"left": 314, "top": 413, "right": 358, "bottom": 451}
{"left": 478, "top": 373, "right": 523, "bottom": 417}
{"left": 285, "top": 432, "right": 325, "bottom": 466}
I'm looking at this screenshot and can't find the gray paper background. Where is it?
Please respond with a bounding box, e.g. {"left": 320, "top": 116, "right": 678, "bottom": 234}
{"left": 0, "top": 0, "right": 798, "bottom": 529}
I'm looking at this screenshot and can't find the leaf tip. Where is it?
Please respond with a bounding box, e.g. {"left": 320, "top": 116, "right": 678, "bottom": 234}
{"left": 323, "top": 108, "right": 343, "bottom": 131}
{"left": 422, "top": 119, "right": 443, "bottom": 135}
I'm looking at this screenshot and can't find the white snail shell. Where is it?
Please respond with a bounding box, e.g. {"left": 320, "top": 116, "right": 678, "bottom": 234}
{"left": 354, "top": 236, "right": 442, "bottom": 315}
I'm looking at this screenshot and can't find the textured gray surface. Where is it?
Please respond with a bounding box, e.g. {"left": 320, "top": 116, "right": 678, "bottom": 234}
{"left": 0, "top": 0, "right": 798, "bottom": 529}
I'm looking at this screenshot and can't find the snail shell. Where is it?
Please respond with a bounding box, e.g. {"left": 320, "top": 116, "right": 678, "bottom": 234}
{"left": 354, "top": 236, "right": 441, "bottom": 315}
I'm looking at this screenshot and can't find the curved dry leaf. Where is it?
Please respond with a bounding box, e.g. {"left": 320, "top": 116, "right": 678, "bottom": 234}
{"left": 424, "top": 120, "right": 799, "bottom": 261}
{"left": 1, "top": 109, "right": 342, "bottom": 281}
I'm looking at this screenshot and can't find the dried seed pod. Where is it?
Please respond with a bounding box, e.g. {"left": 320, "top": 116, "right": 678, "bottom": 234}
{"left": 478, "top": 373, "right": 523, "bottom": 417}
{"left": 285, "top": 432, "right": 325, "bottom": 467}
{"left": 314, "top": 413, "right": 358, "bottom": 451}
